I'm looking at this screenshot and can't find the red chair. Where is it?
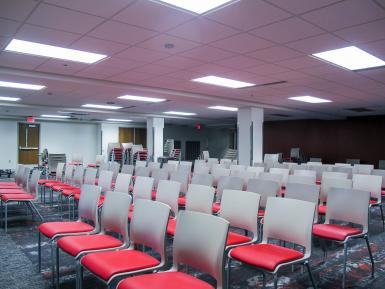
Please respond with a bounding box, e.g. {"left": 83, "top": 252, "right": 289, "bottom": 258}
{"left": 117, "top": 210, "right": 229, "bottom": 289}
{"left": 43, "top": 164, "right": 74, "bottom": 205}
{"left": 79, "top": 199, "right": 170, "bottom": 288}
{"left": 313, "top": 188, "right": 374, "bottom": 289}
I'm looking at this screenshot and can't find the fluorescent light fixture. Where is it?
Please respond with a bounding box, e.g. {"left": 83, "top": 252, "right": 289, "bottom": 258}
{"left": 312, "top": 46, "right": 385, "bottom": 71}
{"left": 192, "top": 75, "right": 255, "bottom": 88}
{"left": 82, "top": 104, "right": 123, "bottom": 110}
{"left": 0, "top": 96, "right": 20, "bottom": 102}
{"left": 5, "top": 39, "right": 107, "bottom": 64}
{"left": 289, "top": 96, "right": 332, "bottom": 104}
{"left": 118, "top": 95, "right": 166, "bottom": 103}
{"left": 41, "top": 114, "right": 71, "bottom": 119}
{"left": 164, "top": 111, "right": 197, "bottom": 116}
{"left": 0, "top": 80, "right": 45, "bottom": 90}
{"left": 155, "top": 0, "right": 236, "bottom": 14}
{"left": 208, "top": 106, "right": 238, "bottom": 111}
{"left": 107, "top": 118, "right": 133, "bottom": 122}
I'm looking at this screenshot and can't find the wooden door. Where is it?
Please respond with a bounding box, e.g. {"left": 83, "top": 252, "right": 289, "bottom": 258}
{"left": 18, "top": 123, "right": 40, "bottom": 164}
{"left": 134, "top": 128, "right": 147, "bottom": 147}
{"left": 119, "top": 127, "right": 134, "bottom": 144}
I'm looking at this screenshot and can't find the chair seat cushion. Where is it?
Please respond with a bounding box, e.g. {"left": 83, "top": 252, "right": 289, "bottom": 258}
{"left": 313, "top": 224, "right": 363, "bottom": 241}
{"left": 0, "top": 184, "right": 20, "bottom": 189}
{"left": 1, "top": 193, "right": 34, "bottom": 202}
{"left": 38, "top": 179, "right": 59, "bottom": 185}
{"left": 370, "top": 198, "right": 379, "bottom": 205}
{"left": 0, "top": 189, "right": 26, "bottom": 194}
{"left": 81, "top": 249, "right": 160, "bottom": 281}
{"left": 73, "top": 193, "right": 81, "bottom": 201}
{"left": 226, "top": 232, "right": 252, "bottom": 246}
{"left": 117, "top": 271, "right": 214, "bottom": 289}
{"left": 0, "top": 182, "right": 18, "bottom": 185}
{"left": 229, "top": 244, "right": 304, "bottom": 271}
{"left": 57, "top": 234, "right": 123, "bottom": 257}
{"left": 44, "top": 182, "right": 63, "bottom": 187}
{"left": 98, "top": 196, "right": 105, "bottom": 207}
{"left": 178, "top": 196, "right": 186, "bottom": 206}
{"left": 212, "top": 202, "right": 221, "bottom": 214}
{"left": 258, "top": 210, "right": 265, "bottom": 217}
{"left": 318, "top": 205, "right": 326, "bottom": 215}
{"left": 39, "top": 221, "right": 94, "bottom": 238}
{"left": 52, "top": 184, "right": 74, "bottom": 191}
{"left": 382, "top": 190, "right": 385, "bottom": 196}
{"left": 61, "top": 188, "right": 81, "bottom": 197}
{"left": 167, "top": 218, "right": 176, "bottom": 236}
{"left": 151, "top": 190, "right": 156, "bottom": 200}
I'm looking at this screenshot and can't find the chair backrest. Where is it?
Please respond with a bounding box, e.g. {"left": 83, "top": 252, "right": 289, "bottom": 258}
{"left": 353, "top": 174, "right": 382, "bottom": 200}
{"left": 72, "top": 153, "right": 83, "bottom": 164}
{"left": 156, "top": 180, "right": 181, "bottom": 216}
{"left": 332, "top": 166, "right": 353, "bottom": 178}
{"left": 135, "top": 160, "right": 147, "bottom": 167}
{"left": 95, "top": 154, "right": 104, "bottom": 165}
{"left": 320, "top": 177, "right": 352, "bottom": 203}
{"left": 258, "top": 172, "right": 283, "bottom": 187}
{"left": 212, "top": 167, "right": 231, "bottom": 186}
{"left": 273, "top": 163, "right": 289, "bottom": 169}
{"left": 121, "top": 164, "right": 134, "bottom": 175}
{"left": 114, "top": 173, "right": 131, "bottom": 194}
{"left": 21, "top": 167, "right": 31, "bottom": 188}
{"left": 109, "top": 161, "right": 120, "bottom": 180}
{"left": 372, "top": 169, "right": 385, "bottom": 188}
{"left": 247, "top": 178, "right": 280, "bottom": 208}
{"left": 98, "top": 170, "right": 113, "bottom": 192}
{"left": 353, "top": 164, "right": 374, "bottom": 175}
{"left": 56, "top": 162, "right": 65, "bottom": 181}
{"left": 285, "top": 183, "right": 320, "bottom": 221}
{"left": 230, "top": 164, "right": 246, "bottom": 171}
{"left": 84, "top": 168, "right": 97, "bottom": 185}
{"left": 63, "top": 164, "right": 74, "bottom": 183}
{"left": 135, "top": 166, "right": 151, "bottom": 177}
{"left": 168, "top": 160, "right": 179, "bottom": 165}
{"left": 322, "top": 171, "right": 348, "bottom": 180}
{"left": 28, "top": 169, "right": 41, "bottom": 196}
{"left": 101, "top": 191, "right": 131, "bottom": 243}
{"left": 72, "top": 165, "right": 85, "bottom": 186}
{"left": 170, "top": 170, "right": 189, "bottom": 193}
{"left": 179, "top": 161, "right": 192, "bottom": 170}
{"left": 287, "top": 175, "right": 315, "bottom": 185}
{"left": 294, "top": 169, "right": 316, "bottom": 180}
{"left": 263, "top": 198, "right": 315, "bottom": 258}
{"left": 99, "top": 162, "right": 109, "bottom": 171}
{"left": 246, "top": 166, "right": 265, "bottom": 177}
{"left": 269, "top": 168, "right": 290, "bottom": 186}
{"left": 162, "top": 163, "right": 178, "bottom": 176}
{"left": 193, "top": 164, "right": 210, "bottom": 175}
{"left": 191, "top": 173, "right": 214, "bottom": 187}
{"left": 78, "top": 184, "right": 102, "bottom": 227}
{"left": 220, "top": 190, "right": 260, "bottom": 241}
{"left": 151, "top": 168, "right": 169, "bottom": 189}
{"left": 130, "top": 199, "right": 170, "bottom": 266}
{"left": 148, "top": 162, "right": 161, "bottom": 173}
{"left": 186, "top": 184, "right": 215, "bottom": 214}
{"left": 335, "top": 163, "right": 352, "bottom": 167}
{"left": 216, "top": 176, "right": 244, "bottom": 201}
{"left": 173, "top": 210, "right": 229, "bottom": 289}
{"left": 14, "top": 165, "right": 24, "bottom": 185}
{"left": 132, "top": 176, "right": 154, "bottom": 203}
{"left": 326, "top": 188, "right": 370, "bottom": 233}
{"left": 230, "top": 170, "right": 256, "bottom": 184}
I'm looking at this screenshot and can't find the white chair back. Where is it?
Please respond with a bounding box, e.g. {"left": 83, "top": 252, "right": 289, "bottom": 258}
{"left": 320, "top": 177, "right": 352, "bottom": 204}
{"left": 247, "top": 179, "right": 280, "bottom": 208}
{"left": 114, "top": 173, "right": 131, "bottom": 194}
{"left": 186, "top": 184, "right": 215, "bottom": 214}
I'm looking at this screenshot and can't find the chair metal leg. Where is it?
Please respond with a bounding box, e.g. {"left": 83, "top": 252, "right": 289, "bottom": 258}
{"left": 379, "top": 205, "right": 385, "bottom": 231}
{"left": 262, "top": 272, "right": 266, "bottom": 289}
{"left": 0, "top": 200, "right": 3, "bottom": 227}
{"left": 5, "top": 202, "right": 8, "bottom": 233}
{"left": 29, "top": 201, "right": 44, "bottom": 221}
{"left": 51, "top": 240, "right": 56, "bottom": 286}
{"left": 273, "top": 274, "right": 278, "bottom": 289}
{"left": 56, "top": 245, "right": 60, "bottom": 289}
{"left": 342, "top": 242, "right": 348, "bottom": 289}
{"left": 78, "top": 262, "right": 84, "bottom": 289}
{"left": 226, "top": 258, "right": 231, "bottom": 289}
{"left": 305, "top": 262, "right": 317, "bottom": 289}
{"left": 364, "top": 235, "right": 375, "bottom": 278}
{"left": 38, "top": 232, "right": 41, "bottom": 272}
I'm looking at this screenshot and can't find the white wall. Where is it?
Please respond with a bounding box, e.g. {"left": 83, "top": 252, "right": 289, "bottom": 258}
{"left": 0, "top": 120, "right": 18, "bottom": 169}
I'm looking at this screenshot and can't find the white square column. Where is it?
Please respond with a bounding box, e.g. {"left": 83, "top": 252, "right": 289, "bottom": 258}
{"left": 146, "top": 117, "right": 164, "bottom": 162}
{"left": 237, "top": 107, "right": 264, "bottom": 165}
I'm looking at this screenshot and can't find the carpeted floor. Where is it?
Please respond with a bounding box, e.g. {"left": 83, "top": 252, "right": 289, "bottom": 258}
{"left": 2, "top": 181, "right": 385, "bottom": 288}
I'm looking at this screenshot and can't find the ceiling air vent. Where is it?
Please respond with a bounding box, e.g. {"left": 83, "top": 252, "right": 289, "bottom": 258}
{"left": 345, "top": 107, "right": 374, "bottom": 112}
{"left": 271, "top": 113, "right": 290, "bottom": 117}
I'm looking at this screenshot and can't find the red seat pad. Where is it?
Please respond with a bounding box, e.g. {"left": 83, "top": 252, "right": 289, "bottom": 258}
{"left": 44, "top": 182, "right": 63, "bottom": 187}
{"left": 318, "top": 205, "right": 326, "bottom": 215}
{"left": 57, "top": 234, "right": 123, "bottom": 257}
{"left": 212, "top": 202, "right": 220, "bottom": 214}
{"left": 117, "top": 271, "right": 214, "bottom": 289}
{"left": 1, "top": 193, "right": 34, "bottom": 202}
{"left": 38, "top": 179, "right": 59, "bottom": 185}
{"left": 151, "top": 190, "right": 156, "bottom": 200}
{"left": 0, "top": 184, "right": 20, "bottom": 189}
{"left": 230, "top": 244, "right": 304, "bottom": 271}
{"left": 226, "top": 232, "right": 252, "bottom": 246}
{"left": 88, "top": 164, "right": 98, "bottom": 168}
{"left": 128, "top": 211, "right": 133, "bottom": 221}
{"left": 73, "top": 194, "right": 81, "bottom": 201}
{"left": 52, "top": 184, "right": 74, "bottom": 191}
{"left": 370, "top": 198, "right": 379, "bottom": 205}
{"left": 81, "top": 249, "right": 160, "bottom": 281}
{"left": 61, "top": 188, "right": 81, "bottom": 197}
{"left": 382, "top": 190, "right": 385, "bottom": 196}
{"left": 39, "top": 221, "right": 94, "bottom": 238}
{"left": 167, "top": 218, "right": 176, "bottom": 236}
{"left": 178, "top": 196, "right": 186, "bottom": 206}
{"left": 0, "top": 182, "right": 17, "bottom": 185}
{"left": 313, "top": 224, "right": 363, "bottom": 241}
{"left": 98, "top": 196, "right": 105, "bottom": 207}
{"left": 258, "top": 210, "right": 265, "bottom": 217}
{"left": 0, "top": 189, "right": 26, "bottom": 194}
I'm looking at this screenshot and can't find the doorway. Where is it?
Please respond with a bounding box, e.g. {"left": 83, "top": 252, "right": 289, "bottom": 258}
{"left": 18, "top": 123, "right": 40, "bottom": 164}
{"left": 185, "top": 141, "right": 200, "bottom": 161}
{"left": 119, "top": 127, "right": 147, "bottom": 147}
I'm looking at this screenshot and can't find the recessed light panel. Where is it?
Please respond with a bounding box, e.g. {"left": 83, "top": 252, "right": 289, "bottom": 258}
{"left": 5, "top": 39, "right": 107, "bottom": 64}
{"left": 192, "top": 75, "right": 255, "bottom": 88}
{"left": 82, "top": 104, "right": 123, "bottom": 110}
{"left": 0, "top": 80, "right": 45, "bottom": 90}
{"left": 164, "top": 111, "right": 197, "bottom": 116}
{"left": 208, "top": 106, "right": 238, "bottom": 111}
{"left": 0, "top": 96, "right": 20, "bottom": 102}
{"left": 289, "top": 96, "right": 332, "bottom": 104}
{"left": 155, "top": 0, "right": 236, "bottom": 14}
{"left": 41, "top": 114, "right": 71, "bottom": 119}
{"left": 107, "top": 119, "right": 133, "bottom": 122}
{"left": 312, "top": 46, "right": 385, "bottom": 70}
{"left": 118, "top": 95, "right": 166, "bottom": 102}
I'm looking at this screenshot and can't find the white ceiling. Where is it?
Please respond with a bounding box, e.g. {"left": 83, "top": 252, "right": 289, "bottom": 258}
{"left": 0, "top": 0, "right": 385, "bottom": 124}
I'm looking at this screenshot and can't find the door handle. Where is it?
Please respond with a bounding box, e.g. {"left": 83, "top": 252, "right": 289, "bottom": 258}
{"left": 19, "top": 147, "right": 39, "bottom": 150}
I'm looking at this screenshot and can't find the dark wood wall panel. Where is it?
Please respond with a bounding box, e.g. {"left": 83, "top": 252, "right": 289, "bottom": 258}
{"left": 263, "top": 116, "right": 385, "bottom": 165}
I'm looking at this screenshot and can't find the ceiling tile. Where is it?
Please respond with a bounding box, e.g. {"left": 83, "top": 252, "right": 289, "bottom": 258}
{"left": 16, "top": 24, "right": 81, "bottom": 46}
{"left": 360, "top": 39, "right": 385, "bottom": 59}
{"left": 301, "top": 0, "right": 385, "bottom": 31}
{"left": 155, "top": 56, "right": 203, "bottom": 69}
{"left": 188, "top": 63, "right": 233, "bottom": 75}
{"left": 244, "top": 63, "right": 290, "bottom": 75}
{"left": 207, "top": 0, "right": 291, "bottom": 31}
{"left": 115, "top": 46, "right": 169, "bottom": 62}
{"left": 35, "top": 59, "right": 88, "bottom": 75}
{"left": 0, "top": 36, "right": 10, "bottom": 50}
{"left": 163, "top": 70, "right": 203, "bottom": 81}
{"left": 113, "top": 0, "right": 193, "bottom": 32}
{"left": 44, "top": 0, "right": 133, "bottom": 18}
{"left": 107, "top": 70, "right": 153, "bottom": 83}
{"left": 0, "top": 18, "right": 20, "bottom": 38}
{"left": 286, "top": 33, "right": 349, "bottom": 54}
{"left": 167, "top": 18, "right": 239, "bottom": 44}
{"left": 334, "top": 19, "right": 385, "bottom": 44}
{"left": 90, "top": 20, "right": 157, "bottom": 45}
{"left": 134, "top": 63, "right": 179, "bottom": 75}
{"left": 0, "top": 0, "right": 38, "bottom": 21}
{"left": 215, "top": 55, "right": 265, "bottom": 69}
{"left": 248, "top": 45, "right": 303, "bottom": 62}
{"left": 279, "top": 56, "right": 324, "bottom": 69}
{"left": 137, "top": 34, "right": 200, "bottom": 54}
{"left": 95, "top": 57, "right": 145, "bottom": 70}
{"left": 266, "top": 0, "right": 341, "bottom": 14}
{"left": 27, "top": 3, "right": 104, "bottom": 34}
{"left": 251, "top": 17, "right": 324, "bottom": 44}
{"left": 0, "top": 51, "right": 47, "bottom": 70}
{"left": 75, "top": 64, "right": 127, "bottom": 79}
{"left": 180, "top": 45, "right": 234, "bottom": 62}
{"left": 210, "top": 33, "right": 274, "bottom": 53}
{"left": 70, "top": 36, "right": 127, "bottom": 55}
